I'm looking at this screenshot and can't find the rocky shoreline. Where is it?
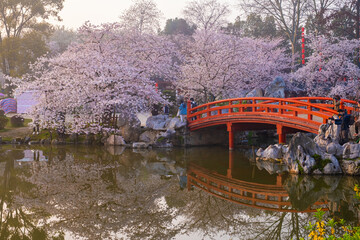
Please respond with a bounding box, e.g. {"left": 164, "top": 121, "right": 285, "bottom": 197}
{"left": 256, "top": 121, "right": 360, "bottom": 175}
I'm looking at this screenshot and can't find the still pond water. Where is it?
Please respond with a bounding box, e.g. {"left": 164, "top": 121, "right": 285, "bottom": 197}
{"left": 1, "top": 145, "right": 360, "bottom": 240}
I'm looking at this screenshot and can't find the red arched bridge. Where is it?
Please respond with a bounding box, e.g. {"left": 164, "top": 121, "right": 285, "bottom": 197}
{"left": 187, "top": 97, "right": 357, "bottom": 150}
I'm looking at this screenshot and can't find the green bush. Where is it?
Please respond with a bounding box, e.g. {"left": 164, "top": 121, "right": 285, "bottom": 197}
{"left": 10, "top": 115, "right": 24, "bottom": 127}
{"left": 0, "top": 115, "right": 8, "bottom": 130}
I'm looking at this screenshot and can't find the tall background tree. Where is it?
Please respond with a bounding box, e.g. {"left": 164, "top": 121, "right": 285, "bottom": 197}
{"left": 119, "top": 0, "right": 162, "bottom": 34}
{"left": 162, "top": 18, "right": 196, "bottom": 35}
{"left": 0, "top": 0, "right": 64, "bottom": 95}
{"left": 183, "top": 0, "right": 230, "bottom": 31}
{"left": 238, "top": 0, "right": 308, "bottom": 70}
{"left": 223, "top": 14, "right": 279, "bottom": 38}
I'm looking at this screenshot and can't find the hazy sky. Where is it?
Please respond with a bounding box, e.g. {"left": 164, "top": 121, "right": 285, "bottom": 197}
{"left": 57, "top": 0, "right": 238, "bottom": 30}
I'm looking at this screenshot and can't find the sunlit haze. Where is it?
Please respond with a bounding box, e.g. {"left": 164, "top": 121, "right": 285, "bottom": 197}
{"left": 57, "top": 0, "right": 237, "bottom": 30}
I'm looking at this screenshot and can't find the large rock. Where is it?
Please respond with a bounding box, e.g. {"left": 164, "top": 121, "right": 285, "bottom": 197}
{"left": 246, "top": 88, "right": 264, "bottom": 98}
{"left": 146, "top": 115, "right": 169, "bottom": 130}
{"left": 118, "top": 117, "right": 141, "bottom": 143}
{"left": 139, "top": 130, "right": 159, "bottom": 144}
{"left": 324, "top": 122, "right": 341, "bottom": 143}
{"left": 322, "top": 153, "right": 342, "bottom": 174}
{"left": 264, "top": 76, "right": 285, "bottom": 98}
{"left": 257, "top": 144, "right": 284, "bottom": 160}
{"left": 326, "top": 142, "right": 343, "bottom": 156}
{"left": 341, "top": 160, "right": 360, "bottom": 175}
{"left": 343, "top": 143, "right": 360, "bottom": 159}
{"left": 166, "top": 117, "right": 186, "bottom": 130}
{"left": 284, "top": 133, "right": 324, "bottom": 174}
{"left": 106, "top": 135, "right": 126, "bottom": 146}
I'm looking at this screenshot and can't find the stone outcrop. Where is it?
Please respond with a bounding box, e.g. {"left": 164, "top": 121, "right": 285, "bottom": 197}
{"left": 257, "top": 132, "right": 343, "bottom": 175}
{"left": 118, "top": 117, "right": 141, "bottom": 143}
{"left": 245, "top": 88, "right": 264, "bottom": 98}
{"left": 343, "top": 143, "right": 360, "bottom": 159}
{"left": 341, "top": 160, "right": 360, "bottom": 175}
{"left": 264, "top": 76, "right": 285, "bottom": 98}
{"left": 146, "top": 115, "right": 170, "bottom": 130}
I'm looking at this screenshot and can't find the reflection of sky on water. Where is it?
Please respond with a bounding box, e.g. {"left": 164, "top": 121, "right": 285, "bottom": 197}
{"left": 15, "top": 150, "right": 47, "bottom": 166}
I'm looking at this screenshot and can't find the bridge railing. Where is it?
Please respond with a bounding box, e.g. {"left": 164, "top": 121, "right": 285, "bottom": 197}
{"left": 187, "top": 97, "right": 356, "bottom": 127}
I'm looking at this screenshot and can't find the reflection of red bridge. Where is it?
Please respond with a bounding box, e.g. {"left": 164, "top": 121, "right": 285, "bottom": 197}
{"left": 187, "top": 160, "right": 328, "bottom": 213}
{"left": 187, "top": 97, "right": 357, "bottom": 149}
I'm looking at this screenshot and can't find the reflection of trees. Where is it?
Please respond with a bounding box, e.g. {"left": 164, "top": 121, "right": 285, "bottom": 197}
{"left": 0, "top": 147, "right": 63, "bottom": 239}
{"left": 1, "top": 146, "right": 359, "bottom": 239}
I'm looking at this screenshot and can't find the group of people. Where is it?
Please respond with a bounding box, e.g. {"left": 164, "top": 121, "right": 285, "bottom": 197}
{"left": 178, "top": 98, "right": 197, "bottom": 122}
{"left": 331, "top": 95, "right": 360, "bottom": 144}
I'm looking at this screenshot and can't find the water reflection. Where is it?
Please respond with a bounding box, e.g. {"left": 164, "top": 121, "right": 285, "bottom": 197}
{"left": 0, "top": 146, "right": 359, "bottom": 239}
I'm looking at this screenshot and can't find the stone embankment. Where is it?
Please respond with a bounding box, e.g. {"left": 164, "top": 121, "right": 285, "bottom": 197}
{"left": 256, "top": 122, "right": 360, "bottom": 175}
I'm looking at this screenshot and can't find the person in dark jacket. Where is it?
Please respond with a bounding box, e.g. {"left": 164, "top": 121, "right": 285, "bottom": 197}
{"left": 338, "top": 109, "right": 350, "bottom": 144}
{"left": 190, "top": 98, "right": 197, "bottom": 120}
{"left": 333, "top": 95, "right": 341, "bottom": 112}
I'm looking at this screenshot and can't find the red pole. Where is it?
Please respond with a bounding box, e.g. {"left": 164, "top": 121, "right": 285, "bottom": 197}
{"left": 301, "top": 27, "right": 305, "bottom": 65}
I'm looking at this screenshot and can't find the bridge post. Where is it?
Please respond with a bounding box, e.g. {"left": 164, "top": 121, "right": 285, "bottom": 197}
{"left": 187, "top": 100, "right": 191, "bottom": 123}
{"left": 227, "top": 151, "right": 234, "bottom": 178}
{"left": 277, "top": 124, "right": 286, "bottom": 144}
{"left": 227, "top": 123, "right": 234, "bottom": 150}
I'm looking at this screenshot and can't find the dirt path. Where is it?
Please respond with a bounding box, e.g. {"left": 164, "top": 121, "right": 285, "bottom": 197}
{"left": 0, "top": 126, "right": 32, "bottom": 138}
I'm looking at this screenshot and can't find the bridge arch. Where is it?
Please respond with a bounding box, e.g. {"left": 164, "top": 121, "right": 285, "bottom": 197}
{"left": 187, "top": 97, "right": 357, "bottom": 149}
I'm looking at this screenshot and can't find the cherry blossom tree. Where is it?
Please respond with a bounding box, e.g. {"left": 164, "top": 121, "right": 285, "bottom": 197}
{"left": 176, "top": 30, "right": 290, "bottom": 102}
{"left": 291, "top": 35, "right": 360, "bottom": 97}
{"left": 17, "top": 23, "right": 178, "bottom": 133}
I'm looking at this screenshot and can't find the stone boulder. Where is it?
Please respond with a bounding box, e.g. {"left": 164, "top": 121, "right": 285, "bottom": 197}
{"left": 139, "top": 130, "right": 159, "bottom": 144}
{"left": 118, "top": 117, "right": 141, "bottom": 143}
{"left": 257, "top": 144, "right": 284, "bottom": 160}
{"left": 343, "top": 143, "right": 360, "bottom": 159}
{"left": 324, "top": 122, "right": 341, "bottom": 143}
{"left": 106, "top": 135, "right": 126, "bottom": 146}
{"left": 264, "top": 76, "right": 285, "bottom": 98}
{"left": 326, "top": 142, "right": 343, "bottom": 156}
{"left": 341, "top": 159, "right": 360, "bottom": 175}
{"left": 165, "top": 117, "right": 186, "bottom": 130}
{"left": 146, "top": 115, "right": 169, "bottom": 130}
{"left": 153, "top": 129, "right": 175, "bottom": 148}
{"left": 246, "top": 88, "right": 264, "bottom": 98}
{"left": 322, "top": 153, "right": 342, "bottom": 174}
{"left": 284, "top": 132, "right": 325, "bottom": 174}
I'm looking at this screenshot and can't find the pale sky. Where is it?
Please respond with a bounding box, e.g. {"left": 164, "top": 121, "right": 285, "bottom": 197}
{"left": 56, "top": 0, "right": 238, "bottom": 30}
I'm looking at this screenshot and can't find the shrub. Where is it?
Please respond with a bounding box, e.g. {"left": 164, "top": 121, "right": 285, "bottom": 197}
{"left": 10, "top": 115, "right": 24, "bottom": 127}
{"left": 0, "top": 115, "right": 8, "bottom": 130}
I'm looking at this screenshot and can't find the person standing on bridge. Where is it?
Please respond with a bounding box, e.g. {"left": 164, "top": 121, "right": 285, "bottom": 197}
{"left": 179, "top": 100, "right": 187, "bottom": 122}
{"left": 353, "top": 100, "right": 360, "bottom": 141}
{"left": 333, "top": 95, "right": 341, "bottom": 112}
{"left": 190, "top": 98, "right": 197, "bottom": 120}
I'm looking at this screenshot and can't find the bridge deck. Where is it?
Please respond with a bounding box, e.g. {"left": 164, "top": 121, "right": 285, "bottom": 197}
{"left": 186, "top": 97, "right": 357, "bottom": 149}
